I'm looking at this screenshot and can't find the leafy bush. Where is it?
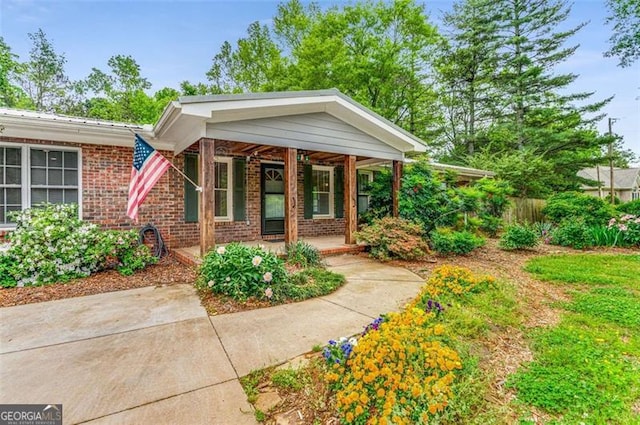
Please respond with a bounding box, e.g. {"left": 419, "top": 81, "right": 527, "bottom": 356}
{"left": 532, "top": 221, "right": 553, "bottom": 239}
{"left": 358, "top": 169, "right": 392, "bottom": 224}
{"left": 0, "top": 244, "right": 17, "bottom": 288}
{"left": 542, "top": 192, "right": 614, "bottom": 227}
{"left": 356, "top": 217, "right": 430, "bottom": 261}
{"left": 607, "top": 214, "right": 640, "bottom": 246}
{"left": 617, "top": 199, "right": 640, "bottom": 216}
{"left": 6, "top": 204, "right": 155, "bottom": 286}
{"left": 285, "top": 240, "right": 322, "bottom": 267}
{"left": 200, "top": 243, "right": 287, "bottom": 301}
{"left": 550, "top": 219, "right": 592, "bottom": 249}
{"left": 430, "top": 228, "right": 485, "bottom": 255}
{"left": 474, "top": 178, "right": 513, "bottom": 237}
{"left": 499, "top": 224, "right": 539, "bottom": 250}
{"left": 589, "top": 225, "right": 627, "bottom": 247}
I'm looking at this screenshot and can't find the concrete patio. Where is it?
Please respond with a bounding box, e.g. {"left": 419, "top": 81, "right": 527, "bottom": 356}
{"left": 0, "top": 255, "right": 424, "bottom": 424}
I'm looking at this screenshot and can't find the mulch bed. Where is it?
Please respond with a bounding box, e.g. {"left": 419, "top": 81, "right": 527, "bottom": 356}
{"left": 0, "top": 255, "right": 197, "bottom": 308}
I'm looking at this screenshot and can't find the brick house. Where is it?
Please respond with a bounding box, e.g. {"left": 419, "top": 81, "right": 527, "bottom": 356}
{"left": 0, "top": 89, "right": 426, "bottom": 254}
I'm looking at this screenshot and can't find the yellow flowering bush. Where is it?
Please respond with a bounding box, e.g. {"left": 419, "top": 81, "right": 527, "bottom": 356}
{"left": 324, "top": 265, "right": 495, "bottom": 424}
{"left": 327, "top": 308, "right": 462, "bottom": 424}
{"left": 420, "top": 265, "right": 495, "bottom": 300}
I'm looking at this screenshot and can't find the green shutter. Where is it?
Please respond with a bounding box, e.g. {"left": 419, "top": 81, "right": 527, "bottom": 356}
{"left": 304, "top": 164, "right": 313, "bottom": 219}
{"left": 184, "top": 154, "right": 199, "bottom": 222}
{"left": 334, "top": 166, "right": 344, "bottom": 218}
{"left": 232, "top": 158, "right": 246, "bottom": 221}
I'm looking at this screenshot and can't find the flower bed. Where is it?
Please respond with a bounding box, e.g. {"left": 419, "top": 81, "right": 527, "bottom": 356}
{"left": 322, "top": 265, "right": 494, "bottom": 424}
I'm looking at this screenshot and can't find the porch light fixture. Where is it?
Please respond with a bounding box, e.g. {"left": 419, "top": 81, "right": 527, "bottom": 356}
{"left": 297, "top": 153, "right": 310, "bottom": 161}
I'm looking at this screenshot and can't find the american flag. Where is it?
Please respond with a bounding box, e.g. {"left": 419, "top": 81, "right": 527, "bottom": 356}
{"left": 127, "top": 134, "right": 171, "bottom": 221}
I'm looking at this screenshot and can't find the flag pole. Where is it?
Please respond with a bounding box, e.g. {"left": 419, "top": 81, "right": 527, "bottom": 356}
{"left": 126, "top": 128, "right": 202, "bottom": 192}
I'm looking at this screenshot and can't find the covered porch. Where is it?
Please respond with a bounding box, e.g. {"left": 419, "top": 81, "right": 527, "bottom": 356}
{"left": 153, "top": 90, "right": 426, "bottom": 255}
{"left": 173, "top": 235, "right": 366, "bottom": 266}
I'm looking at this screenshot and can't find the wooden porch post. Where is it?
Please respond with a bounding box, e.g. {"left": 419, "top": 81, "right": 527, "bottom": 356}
{"left": 344, "top": 155, "right": 357, "bottom": 244}
{"left": 284, "top": 147, "right": 298, "bottom": 245}
{"left": 200, "top": 139, "right": 215, "bottom": 256}
{"left": 392, "top": 159, "right": 402, "bottom": 218}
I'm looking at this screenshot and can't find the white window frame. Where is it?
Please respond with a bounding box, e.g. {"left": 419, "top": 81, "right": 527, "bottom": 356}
{"left": 214, "top": 157, "right": 233, "bottom": 222}
{"left": 0, "top": 143, "right": 82, "bottom": 229}
{"left": 312, "top": 165, "right": 334, "bottom": 219}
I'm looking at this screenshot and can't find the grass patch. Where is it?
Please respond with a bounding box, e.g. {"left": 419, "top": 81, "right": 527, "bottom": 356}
{"left": 507, "top": 317, "right": 640, "bottom": 423}
{"left": 271, "top": 368, "right": 304, "bottom": 391}
{"left": 511, "top": 253, "right": 640, "bottom": 423}
{"left": 240, "top": 369, "right": 269, "bottom": 404}
{"left": 432, "top": 277, "right": 524, "bottom": 423}
{"left": 566, "top": 287, "right": 640, "bottom": 329}
{"left": 282, "top": 267, "right": 346, "bottom": 301}
{"left": 524, "top": 253, "right": 640, "bottom": 285}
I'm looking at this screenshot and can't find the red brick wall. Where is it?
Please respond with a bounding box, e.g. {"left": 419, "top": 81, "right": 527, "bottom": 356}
{"left": 0, "top": 137, "right": 346, "bottom": 249}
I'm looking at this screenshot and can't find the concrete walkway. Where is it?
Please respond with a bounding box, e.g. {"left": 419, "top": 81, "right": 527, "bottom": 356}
{"left": 0, "top": 255, "right": 424, "bottom": 424}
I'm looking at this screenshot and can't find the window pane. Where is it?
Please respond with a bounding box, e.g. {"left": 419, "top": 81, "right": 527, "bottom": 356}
{"left": 6, "top": 188, "right": 21, "bottom": 204}
{"left": 265, "top": 194, "right": 285, "bottom": 218}
{"left": 358, "top": 195, "right": 370, "bottom": 213}
{"left": 5, "top": 148, "right": 21, "bottom": 166}
{"left": 49, "top": 189, "right": 63, "bottom": 203}
{"left": 264, "top": 168, "right": 284, "bottom": 193}
{"left": 6, "top": 167, "right": 21, "bottom": 184}
{"left": 215, "top": 162, "right": 228, "bottom": 189}
{"left": 314, "top": 193, "right": 329, "bottom": 214}
{"left": 214, "top": 189, "right": 227, "bottom": 217}
{"left": 357, "top": 172, "right": 371, "bottom": 193}
{"left": 64, "top": 170, "right": 78, "bottom": 186}
{"left": 31, "top": 188, "right": 47, "bottom": 204}
{"left": 63, "top": 151, "right": 78, "bottom": 168}
{"left": 31, "top": 168, "right": 47, "bottom": 185}
{"left": 31, "top": 149, "right": 46, "bottom": 166}
{"left": 312, "top": 170, "right": 330, "bottom": 192}
{"left": 49, "top": 169, "right": 63, "bottom": 185}
{"left": 64, "top": 189, "right": 78, "bottom": 203}
{"left": 48, "top": 151, "right": 63, "bottom": 168}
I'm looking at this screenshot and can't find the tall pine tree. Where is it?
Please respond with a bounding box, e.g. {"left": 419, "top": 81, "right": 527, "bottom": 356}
{"left": 435, "top": 0, "right": 501, "bottom": 157}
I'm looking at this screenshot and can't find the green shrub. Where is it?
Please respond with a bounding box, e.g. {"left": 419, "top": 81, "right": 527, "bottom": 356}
{"left": 589, "top": 225, "right": 624, "bottom": 247}
{"left": 355, "top": 217, "right": 430, "bottom": 261}
{"left": 200, "top": 243, "right": 287, "bottom": 301}
{"left": 617, "top": 199, "right": 640, "bottom": 216}
{"left": 430, "top": 229, "right": 485, "bottom": 255}
{"left": 0, "top": 245, "right": 17, "bottom": 288}
{"left": 285, "top": 240, "right": 322, "bottom": 267}
{"left": 499, "top": 224, "right": 539, "bottom": 250}
{"left": 474, "top": 178, "right": 513, "bottom": 237}
{"left": 7, "top": 204, "right": 155, "bottom": 286}
{"left": 550, "top": 219, "right": 592, "bottom": 249}
{"left": 608, "top": 214, "right": 640, "bottom": 246}
{"left": 542, "top": 192, "right": 614, "bottom": 227}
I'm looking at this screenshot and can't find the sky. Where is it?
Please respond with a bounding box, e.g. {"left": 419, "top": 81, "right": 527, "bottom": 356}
{"left": 1, "top": 0, "right": 639, "bottom": 158}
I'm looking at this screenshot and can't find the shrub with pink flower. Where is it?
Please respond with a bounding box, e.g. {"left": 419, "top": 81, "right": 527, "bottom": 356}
{"left": 607, "top": 214, "right": 640, "bottom": 246}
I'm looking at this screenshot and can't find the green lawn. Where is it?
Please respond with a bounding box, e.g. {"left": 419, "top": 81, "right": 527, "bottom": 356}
{"left": 512, "top": 254, "right": 640, "bottom": 424}
{"left": 524, "top": 253, "right": 640, "bottom": 285}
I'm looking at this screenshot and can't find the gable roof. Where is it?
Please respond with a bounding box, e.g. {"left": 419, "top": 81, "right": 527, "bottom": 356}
{"left": 155, "top": 89, "right": 428, "bottom": 155}
{"left": 1, "top": 90, "right": 428, "bottom": 159}
{"left": 578, "top": 167, "right": 640, "bottom": 190}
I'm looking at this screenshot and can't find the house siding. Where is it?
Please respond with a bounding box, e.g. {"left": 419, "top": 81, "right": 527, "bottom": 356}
{"left": 207, "top": 112, "right": 403, "bottom": 161}
{"left": 0, "top": 136, "right": 345, "bottom": 248}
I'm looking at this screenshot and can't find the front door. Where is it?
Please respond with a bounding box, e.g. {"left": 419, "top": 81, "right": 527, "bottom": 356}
{"left": 261, "top": 163, "right": 285, "bottom": 235}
